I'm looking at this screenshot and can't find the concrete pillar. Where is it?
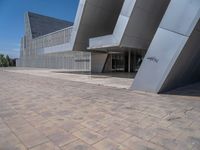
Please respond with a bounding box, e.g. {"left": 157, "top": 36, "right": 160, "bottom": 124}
{"left": 128, "top": 50, "right": 131, "bottom": 73}
{"left": 133, "top": 50, "right": 137, "bottom": 72}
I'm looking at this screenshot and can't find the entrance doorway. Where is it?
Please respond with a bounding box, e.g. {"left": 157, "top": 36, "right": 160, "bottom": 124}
{"left": 112, "top": 53, "right": 125, "bottom": 72}
{"left": 103, "top": 50, "right": 146, "bottom": 73}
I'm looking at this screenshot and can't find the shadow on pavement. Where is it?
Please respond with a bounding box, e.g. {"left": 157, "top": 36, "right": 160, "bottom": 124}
{"left": 165, "top": 82, "right": 200, "bottom": 97}
{"left": 52, "top": 71, "right": 136, "bottom": 79}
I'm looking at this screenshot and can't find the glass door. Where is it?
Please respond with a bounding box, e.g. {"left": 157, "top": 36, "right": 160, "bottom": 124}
{"left": 112, "top": 53, "right": 125, "bottom": 72}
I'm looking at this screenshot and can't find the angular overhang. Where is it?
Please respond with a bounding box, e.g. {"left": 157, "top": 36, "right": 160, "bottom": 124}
{"left": 88, "top": 0, "right": 170, "bottom": 51}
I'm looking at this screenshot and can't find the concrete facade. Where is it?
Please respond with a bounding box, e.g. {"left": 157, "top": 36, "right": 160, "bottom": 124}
{"left": 132, "top": 0, "right": 200, "bottom": 93}
{"left": 18, "top": 0, "right": 200, "bottom": 93}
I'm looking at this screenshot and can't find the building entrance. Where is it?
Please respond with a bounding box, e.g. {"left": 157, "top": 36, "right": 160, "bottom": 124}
{"left": 103, "top": 50, "right": 146, "bottom": 73}
{"left": 112, "top": 53, "right": 125, "bottom": 72}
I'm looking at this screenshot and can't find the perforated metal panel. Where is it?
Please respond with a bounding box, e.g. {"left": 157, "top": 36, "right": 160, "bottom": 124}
{"left": 17, "top": 51, "right": 91, "bottom": 71}
{"left": 17, "top": 14, "right": 91, "bottom": 72}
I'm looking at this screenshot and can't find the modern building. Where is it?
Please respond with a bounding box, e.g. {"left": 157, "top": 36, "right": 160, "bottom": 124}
{"left": 17, "top": 0, "right": 200, "bottom": 93}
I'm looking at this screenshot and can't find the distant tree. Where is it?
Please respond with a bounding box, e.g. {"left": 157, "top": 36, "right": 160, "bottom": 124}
{"left": 2, "top": 56, "right": 8, "bottom": 67}
{"left": 6, "top": 55, "right": 15, "bottom": 66}
{"left": 0, "top": 54, "right": 3, "bottom": 67}
{"left": 6, "top": 55, "right": 11, "bottom": 66}
{"left": 0, "top": 54, "right": 15, "bottom": 67}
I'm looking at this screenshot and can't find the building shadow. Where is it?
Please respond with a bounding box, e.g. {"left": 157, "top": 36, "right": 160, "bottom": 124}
{"left": 94, "top": 72, "right": 136, "bottom": 79}
{"left": 52, "top": 71, "right": 135, "bottom": 79}
{"left": 165, "top": 82, "right": 200, "bottom": 97}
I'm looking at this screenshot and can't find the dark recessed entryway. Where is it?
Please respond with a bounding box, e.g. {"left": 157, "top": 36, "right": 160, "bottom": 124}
{"left": 103, "top": 49, "right": 146, "bottom": 74}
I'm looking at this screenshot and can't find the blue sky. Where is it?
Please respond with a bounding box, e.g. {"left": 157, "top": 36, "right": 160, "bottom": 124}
{"left": 0, "top": 0, "right": 79, "bottom": 58}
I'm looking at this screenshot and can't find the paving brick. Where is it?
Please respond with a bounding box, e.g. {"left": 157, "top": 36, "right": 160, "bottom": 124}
{"left": 123, "top": 136, "right": 165, "bottom": 150}
{"left": 0, "top": 70, "right": 200, "bottom": 149}
{"left": 61, "top": 140, "right": 95, "bottom": 150}
{"left": 48, "top": 130, "right": 77, "bottom": 147}
{"left": 29, "top": 142, "right": 60, "bottom": 150}
{"left": 73, "top": 129, "right": 104, "bottom": 145}
{"left": 17, "top": 131, "right": 49, "bottom": 148}
{"left": 97, "top": 127, "right": 131, "bottom": 143}
{"left": 93, "top": 138, "right": 127, "bottom": 150}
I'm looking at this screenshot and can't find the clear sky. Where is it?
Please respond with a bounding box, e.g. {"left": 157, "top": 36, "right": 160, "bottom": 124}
{"left": 0, "top": 0, "right": 79, "bottom": 58}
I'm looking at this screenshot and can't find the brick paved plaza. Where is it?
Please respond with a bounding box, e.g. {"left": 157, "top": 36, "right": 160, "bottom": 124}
{"left": 0, "top": 70, "right": 200, "bottom": 150}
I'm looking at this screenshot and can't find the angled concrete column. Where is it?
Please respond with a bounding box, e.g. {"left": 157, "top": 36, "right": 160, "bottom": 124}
{"left": 132, "top": 0, "right": 200, "bottom": 93}
{"left": 88, "top": 0, "right": 170, "bottom": 50}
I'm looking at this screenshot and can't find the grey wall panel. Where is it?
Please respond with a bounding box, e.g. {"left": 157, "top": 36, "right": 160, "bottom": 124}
{"left": 88, "top": 0, "right": 136, "bottom": 49}
{"left": 89, "top": 0, "right": 170, "bottom": 50}
{"left": 103, "top": 54, "right": 112, "bottom": 72}
{"left": 121, "top": 0, "right": 170, "bottom": 49}
{"left": 73, "top": 0, "right": 124, "bottom": 51}
{"left": 132, "top": 0, "right": 200, "bottom": 93}
{"left": 18, "top": 51, "right": 91, "bottom": 71}
{"left": 89, "top": 14, "right": 130, "bottom": 49}
{"left": 20, "top": 0, "right": 124, "bottom": 69}
{"left": 160, "top": 21, "right": 200, "bottom": 92}
{"left": 91, "top": 53, "right": 107, "bottom": 73}
{"left": 160, "top": 0, "right": 200, "bottom": 36}
{"left": 89, "top": 35, "right": 118, "bottom": 49}
{"left": 120, "top": 0, "right": 136, "bottom": 17}
{"left": 132, "top": 28, "right": 188, "bottom": 92}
